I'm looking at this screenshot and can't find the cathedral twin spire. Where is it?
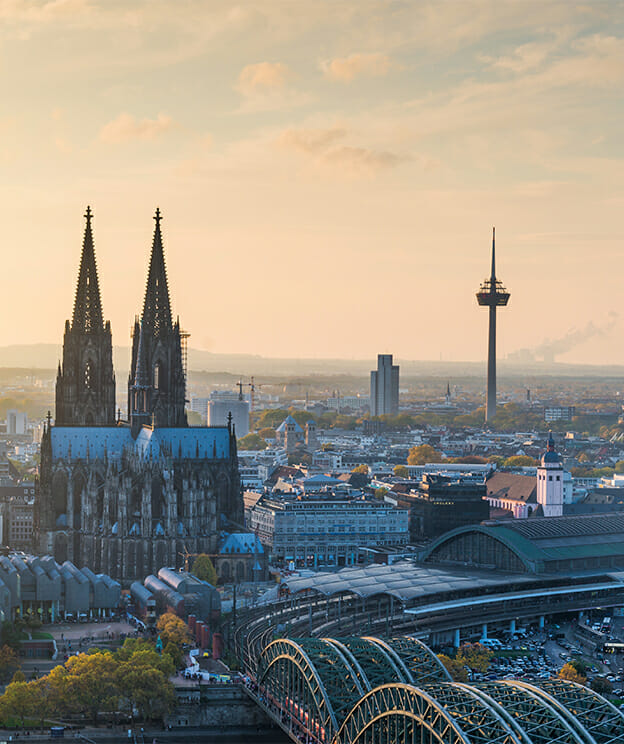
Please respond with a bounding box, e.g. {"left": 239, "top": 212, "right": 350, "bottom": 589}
{"left": 56, "top": 207, "right": 186, "bottom": 432}
{"left": 72, "top": 206, "right": 104, "bottom": 334}
{"left": 141, "top": 208, "right": 173, "bottom": 338}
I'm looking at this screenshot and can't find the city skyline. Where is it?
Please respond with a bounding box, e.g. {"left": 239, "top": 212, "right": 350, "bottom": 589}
{"left": 0, "top": 1, "right": 623, "bottom": 363}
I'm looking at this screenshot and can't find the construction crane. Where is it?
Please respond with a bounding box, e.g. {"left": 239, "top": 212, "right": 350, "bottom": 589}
{"left": 236, "top": 376, "right": 265, "bottom": 414}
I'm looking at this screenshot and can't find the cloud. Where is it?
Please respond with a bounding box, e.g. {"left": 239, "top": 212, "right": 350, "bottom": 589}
{"left": 99, "top": 113, "right": 176, "bottom": 144}
{"left": 235, "top": 61, "right": 310, "bottom": 111}
{"left": 278, "top": 126, "right": 406, "bottom": 175}
{"left": 321, "top": 52, "right": 394, "bottom": 82}
{"left": 236, "top": 61, "right": 291, "bottom": 96}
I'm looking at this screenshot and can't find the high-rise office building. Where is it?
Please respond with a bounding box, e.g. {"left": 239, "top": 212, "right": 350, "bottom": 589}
{"left": 370, "top": 354, "right": 399, "bottom": 417}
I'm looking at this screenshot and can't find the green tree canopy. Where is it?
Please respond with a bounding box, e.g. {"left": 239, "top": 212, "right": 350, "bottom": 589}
{"left": 351, "top": 464, "right": 369, "bottom": 475}
{"left": 590, "top": 676, "right": 613, "bottom": 694}
{"left": 393, "top": 465, "right": 409, "bottom": 478}
{"left": 192, "top": 554, "right": 218, "bottom": 586}
{"left": 238, "top": 433, "right": 267, "bottom": 450}
{"left": 503, "top": 455, "right": 539, "bottom": 468}
{"left": 258, "top": 427, "right": 276, "bottom": 440}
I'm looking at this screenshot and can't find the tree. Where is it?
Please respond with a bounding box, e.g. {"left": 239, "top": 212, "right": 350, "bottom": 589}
{"left": 192, "top": 554, "right": 218, "bottom": 586}
{"left": 591, "top": 676, "right": 613, "bottom": 694}
{"left": 374, "top": 487, "right": 388, "bottom": 501}
{"left": 116, "top": 663, "right": 175, "bottom": 722}
{"left": 238, "top": 433, "right": 267, "bottom": 450}
{"left": 164, "top": 641, "right": 183, "bottom": 669}
{"left": 437, "top": 654, "right": 469, "bottom": 682}
{"left": 0, "top": 644, "right": 20, "bottom": 681}
{"left": 559, "top": 662, "right": 587, "bottom": 685}
{"left": 393, "top": 465, "right": 409, "bottom": 478}
{"left": 407, "top": 444, "right": 443, "bottom": 466}
{"left": 351, "top": 464, "right": 369, "bottom": 475}
{"left": 615, "top": 460, "right": 624, "bottom": 474}
{"left": 455, "top": 643, "right": 493, "bottom": 673}
{"left": 503, "top": 455, "right": 538, "bottom": 468}
{"left": 59, "top": 651, "right": 119, "bottom": 724}
{"left": 258, "top": 427, "right": 276, "bottom": 440}
{"left": 156, "top": 613, "right": 192, "bottom": 649}
{"left": 0, "top": 679, "right": 39, "bottom": 726}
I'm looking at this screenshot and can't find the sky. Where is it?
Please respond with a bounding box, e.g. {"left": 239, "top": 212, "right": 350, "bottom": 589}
{"left": 1, "top": 0, "right": 624, "bottom": 364}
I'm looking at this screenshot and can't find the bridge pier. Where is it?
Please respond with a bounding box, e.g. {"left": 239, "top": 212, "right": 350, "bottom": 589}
{"left": 510, "top": 619, "right": 516, "bottom": 634}
{"left": 454, "top": 629, "right": 460, "bottom": 648}
{"left": 481, "top": 623, "right": 488, "bottom": 640}
{"left": 539, "top": 615, "right": 545, "bottom": 629}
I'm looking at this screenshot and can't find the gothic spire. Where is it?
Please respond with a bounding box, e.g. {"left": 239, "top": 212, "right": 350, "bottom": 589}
{"left": 141, "top": 208, "right": 172, "bottom": 337}
{"left": 72, "top": 206, "right": 104, "bottom": 333}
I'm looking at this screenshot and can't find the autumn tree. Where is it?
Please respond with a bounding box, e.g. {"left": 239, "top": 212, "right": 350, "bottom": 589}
{"left": 407, "top": 444, "right": 443, "bottom": 466}
{"left": 258, "top": 427, "right": 276, "bottom": 440}
{"left": 559, "top": 661, "right": 587, "bottom": 685}
{"left": 351, "top": 464, "right": 369, "bottom": 475}
{"left": 156, "top": 612, "right": 192, "bottom": 650}
{"left": 192, "top": 554, "right": 218, "bottom": 586}
{"left": 116, "top": 653, "right": 175, "bottom": 722}
{"left": 393, "top": 465, "right": 409, "bottom": 478}
{"left": 455, "top": 643, "right": 493, "bottom": 674}
{"left": 58, "top": 651, "right": 119, "bottom": 724}
{"left": 437, "top": 654, "right": 468, "bottom": 682}
{"left": 0, "top": 680, "right": 39, "bottom": 726}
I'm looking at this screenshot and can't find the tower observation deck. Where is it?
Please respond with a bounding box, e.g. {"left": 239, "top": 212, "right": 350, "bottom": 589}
{"left": 476, "top": 227, "right": 510, "bottom": 422}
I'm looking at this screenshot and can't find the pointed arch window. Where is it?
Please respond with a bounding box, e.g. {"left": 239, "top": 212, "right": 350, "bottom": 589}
{"left": 154, "top": 363, "right": 160, "bottom": 390}
{"left": 84, "top": 360, "right": 95, "bottom": 391}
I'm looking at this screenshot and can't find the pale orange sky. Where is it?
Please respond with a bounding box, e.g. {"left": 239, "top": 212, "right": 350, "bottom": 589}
{"left": 1, "top": 1, "right": 623, "bottom": 363}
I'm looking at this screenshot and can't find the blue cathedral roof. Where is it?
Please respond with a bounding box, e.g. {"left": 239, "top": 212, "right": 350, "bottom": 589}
{"left": 50, "top": 426, "right": 230, "bottom": 462}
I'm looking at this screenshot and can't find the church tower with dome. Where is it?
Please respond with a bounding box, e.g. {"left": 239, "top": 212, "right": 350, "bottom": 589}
{"left": 536, "top": 432, "right": 564, "bottom": 517}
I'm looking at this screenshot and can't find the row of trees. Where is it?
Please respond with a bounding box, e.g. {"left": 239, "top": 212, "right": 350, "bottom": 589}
{"left": 406, "top": 444, "right": 538, "bottom": 469}
{"left": 0, "top": 613, "right": 192, "bottom": 728}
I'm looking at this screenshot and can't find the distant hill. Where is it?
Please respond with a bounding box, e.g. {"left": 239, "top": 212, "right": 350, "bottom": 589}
{"left": 0, "top": 344, "right": 623, "bottom": 380}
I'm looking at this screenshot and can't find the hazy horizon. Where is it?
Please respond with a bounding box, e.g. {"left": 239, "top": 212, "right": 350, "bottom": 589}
{"left": 1, "top": 2, "right": 623, "bottom": 363}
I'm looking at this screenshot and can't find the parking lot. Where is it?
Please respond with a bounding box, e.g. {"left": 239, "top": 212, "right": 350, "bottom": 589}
{"left": 469, "top": 614, "right": 624, "bottom": 703}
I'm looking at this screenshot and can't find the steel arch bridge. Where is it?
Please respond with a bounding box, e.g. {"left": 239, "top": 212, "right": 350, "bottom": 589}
{"left": 250, "top": 636, "right": 624, "bottom": 744}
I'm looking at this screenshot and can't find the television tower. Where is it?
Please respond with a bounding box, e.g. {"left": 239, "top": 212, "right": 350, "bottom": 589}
{"left": 476, "top": 227, "right": 510, "bottom": 422}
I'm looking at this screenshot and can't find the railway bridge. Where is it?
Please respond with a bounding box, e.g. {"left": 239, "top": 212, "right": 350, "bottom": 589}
{"left": 243, "top": 634, "right": 624, "bottom": 744}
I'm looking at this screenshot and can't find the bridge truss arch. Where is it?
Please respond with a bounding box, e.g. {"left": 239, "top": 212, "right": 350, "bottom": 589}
{"left": 253, "top": 636, "right": 624, "bottom": 744}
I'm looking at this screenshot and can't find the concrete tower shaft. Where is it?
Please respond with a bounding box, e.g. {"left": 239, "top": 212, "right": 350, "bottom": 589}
{"left": 476, "top": 228, "right": 510, "bottom": 422}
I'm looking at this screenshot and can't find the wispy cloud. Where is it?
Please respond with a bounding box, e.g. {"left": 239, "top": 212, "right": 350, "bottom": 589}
{"left": 321, "top": 52, "right": 395, "bottom": 82}
{"left": 236, "top": 62, "right": 291, "bottom": 96}
{"left": 99, "top": 112, "right": 176, "bottom": 144}
{"left": 278, "top": 126, "right": 406, "bottom": 175}
{"left": 235, "top": 61, "right": 310, "bottom": 111}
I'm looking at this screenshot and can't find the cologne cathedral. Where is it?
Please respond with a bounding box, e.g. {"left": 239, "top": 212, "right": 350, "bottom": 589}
{"left": 36, "top": 208, "right": 243, "bottom": 585}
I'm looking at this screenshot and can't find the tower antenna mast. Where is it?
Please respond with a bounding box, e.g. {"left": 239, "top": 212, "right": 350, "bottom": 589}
{"left": 476, "top": 227, "right": 510, "bottom": 422}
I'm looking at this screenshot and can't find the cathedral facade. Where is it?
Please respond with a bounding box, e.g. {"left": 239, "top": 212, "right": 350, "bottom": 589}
{"left": 36, "top": 208, "right": 243, "bottom": 585}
